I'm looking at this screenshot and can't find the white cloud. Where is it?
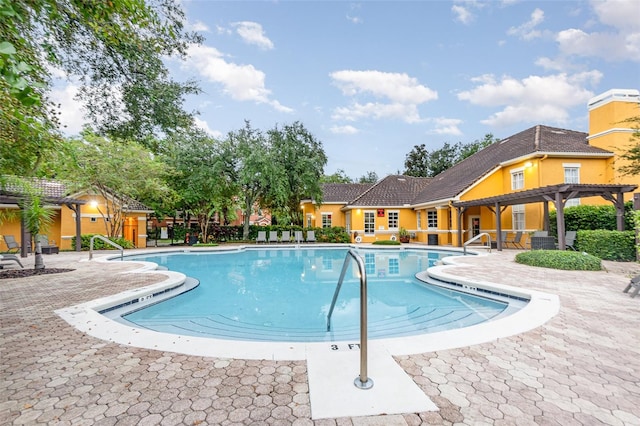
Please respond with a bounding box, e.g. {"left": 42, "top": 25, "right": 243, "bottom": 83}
{"left": 431, "top": 118, "right": 464, "bottom": 136}
{"left": 185, "top": 44, "right": 292, "bottom": 112}
{"left": 556, "top": 28, "right": 640, "bottom": 61}
{"left": 591, "top": 0, "right": 640, "bottom": 32}
{"left": 49, "top": 83, "right": 85, "bottom": 135}
{"left": 346, "top": 14, "right": 362, "bottom": 24}
{"left": 553, "top": 0, "right": 640, "bottom": 62}
{"left": 330, "top": 70, "right": 437, "bottom": 124}
{"left": 194, "top": 117, "right": 223, "bottom": 139}
{"left": 330, "top": 70, "right": 437, "bottom": 104}
{"left": 231, "top": 21, "right": 274, "bottom": 50}
{"left": 507, "top": 8, "right": 545, "bottom": 40}
{"left": 330, "top": 125, "right": 359, "bottom": 135}
{"left": 452, "top": 5, "right": 474, "bottom": 25}
{"left": 189, "top": 21, "right": 210, "bottom": 33}
{"left": 457, "top": 71, "right": 603, "bottom": 127}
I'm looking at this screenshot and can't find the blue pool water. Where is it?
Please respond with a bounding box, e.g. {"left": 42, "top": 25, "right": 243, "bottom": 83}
{"left": 121, "top": 248, "right": 508, "bottom": 342}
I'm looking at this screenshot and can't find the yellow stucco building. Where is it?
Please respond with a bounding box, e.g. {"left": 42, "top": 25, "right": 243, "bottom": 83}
{"left": 301, "top": 89, "right": 639, "bottom": 247}
{"left": 1, "top": 180, "right": 152, "bottom": 254}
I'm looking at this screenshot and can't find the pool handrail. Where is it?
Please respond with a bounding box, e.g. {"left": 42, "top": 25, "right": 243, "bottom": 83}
{"left": 463, "top": 232, "right": 492, "bottom": 255}
{"left": 89, "top": 235, "right": 124, "bottom": 260}
{"left": 327, "top": 249, "right": 373, "bottom": 390}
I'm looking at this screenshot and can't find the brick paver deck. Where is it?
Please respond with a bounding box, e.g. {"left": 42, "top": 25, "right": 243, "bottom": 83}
{"left": 1, "top": 248, "right": 639, "bottom": 425}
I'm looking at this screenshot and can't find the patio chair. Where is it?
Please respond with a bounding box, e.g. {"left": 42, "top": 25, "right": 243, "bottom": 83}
{"left": 280, "top": 231, "right": 291, "bottom": 243}
{"left": 564, "top": 231, "right": 577, "bottom": 251}
{"left": 2, "top": 235, "right": 20, "bottom": 253}
{"left": 36, "top": 235, "right": 59, "bottom": 254}
{"left": 0, "top": 254, "right": 24, "bottom": 269}
{"left": 294, "top": 230, "right": 304, "bottom": 243}
{"left": 256, "top": 231, "right": 267, "bottom": 244}
{"left": 622, "top": 275, "right": 640, "bottom": 298}
{"left": 268, "top": 231, "right": 279, "bottom": 243}
{"left": 306, "top": 230, "right": 316, "bottom": 243}
{"left": 505, "top": 231, "right": 524, "bottom": 249}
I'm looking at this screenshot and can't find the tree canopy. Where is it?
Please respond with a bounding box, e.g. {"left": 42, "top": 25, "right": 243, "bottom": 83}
{"left": 620, "top": 115, "right": 640, "bottom": 176}
{"left": 404, "top": 134, "right": 498, "bottom": 177}
{"left": 0, "top": 0, "right": 201, "bottom": 177}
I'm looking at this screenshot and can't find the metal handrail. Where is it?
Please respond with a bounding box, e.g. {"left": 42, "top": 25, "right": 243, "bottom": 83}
{"left": 326, "top": 249, "right": 373, "bottom": 389}
{"left": 463, "top": 232, "right": 492, "bottom": 255}
{"left": 89, "top": 235, "right": 124, "bottom": 260}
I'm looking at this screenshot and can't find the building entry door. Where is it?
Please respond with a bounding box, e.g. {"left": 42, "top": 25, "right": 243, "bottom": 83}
{"left": 469, "top": 215, "right": 481, "bottom": 239}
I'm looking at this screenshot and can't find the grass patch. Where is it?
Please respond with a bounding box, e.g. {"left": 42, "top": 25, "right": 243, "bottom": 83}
{"left": 515, "top": 250, "right": 602, "bottom": 271}
{"left": 192, "top": 243, "right": 219, "bottom": 247}
{"left": 372, "top": 240, "right": 401, "bottom": 246}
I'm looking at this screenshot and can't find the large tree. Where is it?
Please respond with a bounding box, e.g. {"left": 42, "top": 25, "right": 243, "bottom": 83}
{"left": 163, "top": 129, "right": 226, "bottom": 241}
{"left": 265, "top": 122, "right": 327, "bottom": 225}
{"left": 225, "top": 122, "right": 273, "bottom": 240}
{"left": 0, "top": 0, "right": 200, "bottom": 177}
{"left": 321, "top": 169, "right": 353, "bottom": 184}
{"left": 60, "top": 131, "right": 173, "bottom": 238}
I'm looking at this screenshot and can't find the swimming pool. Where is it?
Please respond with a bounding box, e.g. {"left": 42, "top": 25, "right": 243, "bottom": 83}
{"left": 117, "top": 247, "right": 513, "bottom": 342}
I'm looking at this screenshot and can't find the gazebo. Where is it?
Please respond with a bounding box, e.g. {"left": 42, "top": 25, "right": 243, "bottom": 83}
{"left": 452, "top": 183, "right": 638, "bottom": 250}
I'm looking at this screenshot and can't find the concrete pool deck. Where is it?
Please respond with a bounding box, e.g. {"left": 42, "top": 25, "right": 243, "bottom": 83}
{"left": 1, "top": 246, "right": 639, "bottom": 424}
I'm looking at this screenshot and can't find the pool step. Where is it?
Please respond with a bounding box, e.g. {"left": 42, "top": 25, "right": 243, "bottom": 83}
{"left": 128, "top": 305, "right": 503, "bottom": 342}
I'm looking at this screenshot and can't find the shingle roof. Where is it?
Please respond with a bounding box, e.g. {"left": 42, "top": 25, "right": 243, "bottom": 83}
{"left": 412, "top": 125, "right": 613, "bottom": 205}
{"left": 0, "top": 177, "right": 85, "bottom": 204}
{"left": 321, "top": 183, "right": 374, "bottom": 203}
{"left": 349, "top": 175, "right": 432, "bottom": 206}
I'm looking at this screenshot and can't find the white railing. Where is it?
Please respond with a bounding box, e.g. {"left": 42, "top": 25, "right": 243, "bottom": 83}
{"left": 89, "top": 235, "right": 124, "bottom": 260}
{"left": 463, "top": 232, "right": 492, "bottom": 255}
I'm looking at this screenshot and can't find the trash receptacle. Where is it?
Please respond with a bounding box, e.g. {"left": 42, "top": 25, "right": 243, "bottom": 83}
{"left": 188, "top": 235, "right": 198, "bottom": 245}
{"left": 428, "top": 234, "right": 438, "bottom": 245}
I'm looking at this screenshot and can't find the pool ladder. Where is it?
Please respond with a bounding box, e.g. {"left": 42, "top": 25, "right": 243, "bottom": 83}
{"left": 326, "top": 249, "right": 373, "bottom": 390}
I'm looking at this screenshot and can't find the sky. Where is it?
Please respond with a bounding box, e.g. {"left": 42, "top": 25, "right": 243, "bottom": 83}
{"left": 53, "top": 0, "right": 640, "bottom": 181}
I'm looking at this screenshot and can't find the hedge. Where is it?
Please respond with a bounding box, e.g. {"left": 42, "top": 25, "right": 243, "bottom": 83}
{"left": 515, "top": 250, "right": 602, "bottom": 270}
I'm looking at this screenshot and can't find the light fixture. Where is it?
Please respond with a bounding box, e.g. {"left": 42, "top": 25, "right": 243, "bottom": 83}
{"left": 524, "top": 161, "right": 533, "bottom": 168}
{"left": 90, "top": 200, "right": 98, "bottom": 208}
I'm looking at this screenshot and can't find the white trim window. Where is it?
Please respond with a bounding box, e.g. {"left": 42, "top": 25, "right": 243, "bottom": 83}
{"left": 364, "top": 211, "right": 375, "bottom": 235}
{"left": 416, "top": 211, "right": 422, "bottom": 230}
{"left": 427, "top": 210, "right": 437, "bottom": 229}
{"left": 387, "top": 211, "right": 399, "bottom": 230}
{"left": 511, "top": 167, "right": 524, "bottom": 190}
{"left": 512, "top": 204, "right": 525, "bottom": 230}
{"left": 564, "top": 164, "right": 581, "bottom": 207}
{"left": 321, "top": 213, "right": 332, "bottom": 228}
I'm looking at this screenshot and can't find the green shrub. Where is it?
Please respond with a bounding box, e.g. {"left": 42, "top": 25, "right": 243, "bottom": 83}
{"left": 72, "top": 234, "right": 134, "bottom": 250}
{"left": 576, "top": 230, "right": 636, "bottom": 261}
{"left": 372, "top": 240, "right": 401, "bottom": 246}
{"left": 515, "top": 250, "right": 602, "bottom": 270}
{"left": 549, "top": 201, "right": 635, "bottom": 234}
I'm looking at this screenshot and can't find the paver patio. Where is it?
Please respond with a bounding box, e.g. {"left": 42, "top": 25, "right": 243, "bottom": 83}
{"left": 1, "top": 247, "right": 639, "bottom": 425}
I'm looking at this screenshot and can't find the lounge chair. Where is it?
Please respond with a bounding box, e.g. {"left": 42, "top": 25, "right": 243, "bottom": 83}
{"left": 256, "top": 231, "right": 267, "bottom": 244}
{"left": 36, "top": 235, "right": 59, "bottom": 254}
{"left": 294, "top": 230, "right": 304, "bottom": 243}
{"left": 306, "top": 230, "right": 316, "bottom": 243}
{"left": 268, "top": 231, "right": 279, "bottom": 243}
{"left": 505, "top": 231, "right": 524, "bottom": 249}
{"left": 0, "top": 254, "right": 24, "bottom": 269}
{"left": 3, "top": 235, "right": 20, "bottom": 253}
{"left": 622, "top": 275, "right": 640, "bottom": 298}
{"left": 280, "top": 231, "right": 291, "bottom": 243}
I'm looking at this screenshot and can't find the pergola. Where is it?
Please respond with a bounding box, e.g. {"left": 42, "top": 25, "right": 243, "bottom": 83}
{"left": 451, "top": 183, "right": 638, "bottom": 251}
{"left": 0, "top": 193, "right": 86, "bottom": 257}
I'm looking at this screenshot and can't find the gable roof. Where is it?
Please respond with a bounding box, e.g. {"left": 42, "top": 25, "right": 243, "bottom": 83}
{"left": 348, "top": 175, "right": 432, "bottom": 207}
{"left": 412, "top": 125, "right": 613, "bottom": 205}
{"left": 321, "top": 183, "right": 374, "bottom": 203}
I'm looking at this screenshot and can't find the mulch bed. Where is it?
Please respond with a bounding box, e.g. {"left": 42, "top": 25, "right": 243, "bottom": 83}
{"left": 0, "top": 268, "right": 75, "bottom": 279}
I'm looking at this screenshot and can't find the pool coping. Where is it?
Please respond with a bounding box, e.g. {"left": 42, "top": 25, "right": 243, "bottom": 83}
{"left": 55, "top": 245, "right": 560, "bottom": 361}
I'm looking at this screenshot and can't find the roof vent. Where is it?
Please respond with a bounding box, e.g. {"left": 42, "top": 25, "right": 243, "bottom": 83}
{"left": 550, "top": 130, "right": 566, "bottom": 134}
{"left": 500, "top": 138, "right": 509, "bottom": 144}
{"left": 398, "top": 178, "right": 406, "bottom": 181}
